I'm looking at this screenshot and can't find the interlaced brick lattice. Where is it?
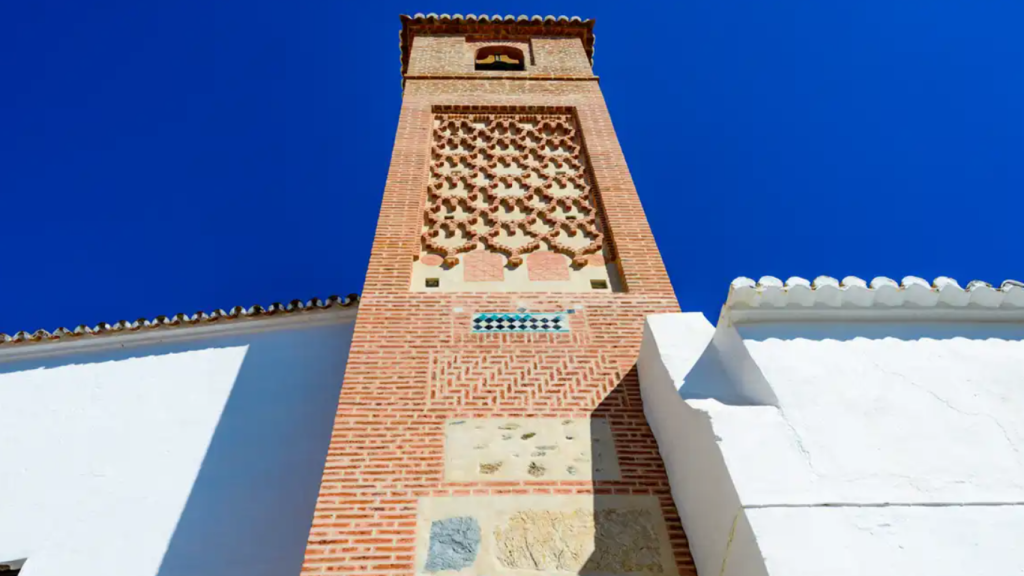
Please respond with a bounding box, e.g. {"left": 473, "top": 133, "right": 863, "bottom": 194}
{"left": 422, "top": 113, "right": 609, "bottom": 269}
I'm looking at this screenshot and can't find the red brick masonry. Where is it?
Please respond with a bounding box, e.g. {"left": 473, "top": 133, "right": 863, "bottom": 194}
{"left": 302, "top": 18, "right": 692, "bottom": 576}
{"left": 463, "top": 252, "right": 505, "bottom": 283}
{"left": 527, "top": 251, "right": 571, "bottom": 282}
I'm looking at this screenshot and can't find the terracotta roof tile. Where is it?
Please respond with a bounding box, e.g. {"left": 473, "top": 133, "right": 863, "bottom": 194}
{"left": 0, "top": 294, "right": 359, "bottom": 348}
{"left": 727, "top": 276, "right": 1024, "bottom": 310}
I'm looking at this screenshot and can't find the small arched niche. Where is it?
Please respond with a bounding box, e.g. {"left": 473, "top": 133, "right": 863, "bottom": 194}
{"left": 475, "top": 46, "right": 526, "bottom": 71}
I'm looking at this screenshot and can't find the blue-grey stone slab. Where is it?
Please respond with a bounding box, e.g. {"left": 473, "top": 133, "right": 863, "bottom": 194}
{"left": 424, "top": 516, "right": 481, "bottom": 572}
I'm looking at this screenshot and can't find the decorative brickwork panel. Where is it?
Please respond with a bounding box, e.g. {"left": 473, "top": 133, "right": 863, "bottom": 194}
{"left": 463, "top": 251, "right": 504, "bottom": 282}
{"left": 414, "top": 109, "right": 619, "bottom": 292}
{"left": 528, "top": 250, "right": 570, "bottom": 281}
{"left": 471, "top": 312, "right": 568, "bottom": 333}
{"left": 423, "top": 111, "right": 603, "bottom": 267}
{"left": 427, "top": 348, "right": 620, "bottom": 407}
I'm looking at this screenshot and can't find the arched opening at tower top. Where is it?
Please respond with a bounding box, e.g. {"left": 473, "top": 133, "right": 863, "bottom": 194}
{"left": 475, "top": 46, "right": 525, "bottom": 71}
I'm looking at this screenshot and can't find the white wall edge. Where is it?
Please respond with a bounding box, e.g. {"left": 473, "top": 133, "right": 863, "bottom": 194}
{"left": 0, "top": 307, "right": 359, "bottom": 364}
{"left": 638, "top": 313, "right": 744, "bottom": 576}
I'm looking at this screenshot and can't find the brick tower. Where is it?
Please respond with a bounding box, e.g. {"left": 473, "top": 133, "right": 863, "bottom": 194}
{"left": 302, "top": 14, "right": 691, "bottom": 576}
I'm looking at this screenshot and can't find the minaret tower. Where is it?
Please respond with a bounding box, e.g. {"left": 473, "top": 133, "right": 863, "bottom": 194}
{"left": 303, "top": 14, "right": 692, "bottom": 576}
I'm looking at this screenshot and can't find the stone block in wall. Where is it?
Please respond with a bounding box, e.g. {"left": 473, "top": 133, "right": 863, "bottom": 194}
{"left": 415, "top": 495, "right": 678, "bottom": 576}
{"left": 444, "top": 417, "right": 621, "bottom": 481}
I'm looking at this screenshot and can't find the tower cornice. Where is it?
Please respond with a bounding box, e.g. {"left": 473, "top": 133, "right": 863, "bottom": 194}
{"left": 399, "top": 13, "right": 596, "bottom": 79}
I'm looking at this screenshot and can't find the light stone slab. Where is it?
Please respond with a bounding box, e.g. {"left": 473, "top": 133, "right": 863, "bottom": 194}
{"left": 415, "top": 495, "right": 677, "bottom": 576}
{"left": 444, "top": 417, "right": 621, "bottom": 481}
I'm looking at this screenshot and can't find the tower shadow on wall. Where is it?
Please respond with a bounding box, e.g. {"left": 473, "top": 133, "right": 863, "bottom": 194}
{"left": 156, "top": 324, "right": 352, "bottom": 576}
{"left": 580, "top": 365, "right": 694, "bottom": 576}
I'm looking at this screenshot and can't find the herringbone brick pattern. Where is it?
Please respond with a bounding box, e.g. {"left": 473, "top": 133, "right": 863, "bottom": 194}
{"left": 428, "top": 349, "right": 617, "bottom": 407}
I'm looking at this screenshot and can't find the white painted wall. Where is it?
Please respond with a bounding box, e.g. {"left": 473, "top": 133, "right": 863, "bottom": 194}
{"left": 0, "top": 318, "right": 354, "bottom": 576}
{"left": 640, "top": 313, "right": 1024, "bottom": 576}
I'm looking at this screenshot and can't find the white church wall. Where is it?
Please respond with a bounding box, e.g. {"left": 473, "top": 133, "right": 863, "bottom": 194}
{"left": 744, "top": 504, "right": 1024, "bottom": 576}
{"left": 638, "top": 313, "right": 745, "bottom": 576}
{"left": 735, "top": 321, "right": 1024, "bottom": 504}
{"left": 0, "top": 316, "right": 354, "bottom": 576}
{"left": 640, "top": 312, "right": 1024, "bottom": 576}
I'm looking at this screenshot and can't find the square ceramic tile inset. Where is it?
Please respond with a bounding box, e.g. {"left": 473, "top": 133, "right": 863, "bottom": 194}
{"left": 471, "top": 313, "right": 569, "bottom": 333}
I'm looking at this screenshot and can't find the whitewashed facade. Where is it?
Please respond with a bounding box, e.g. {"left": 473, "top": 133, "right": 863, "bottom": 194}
{"left": 8, "top": 271, "right": 1024, "bottom": 576}
{"left": 639, "top": 277, "right": 1024, "bottom": 576}
{"left": 0, "top": 305, "right": 356, "bottom": 576}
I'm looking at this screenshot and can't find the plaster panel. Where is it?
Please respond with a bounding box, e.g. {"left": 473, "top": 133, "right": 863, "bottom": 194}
{"left": 735, "top": 323, "right": 1024, "bottom": 504}
{"left": 638, "top": 314, "right": 1024, "bottom": 576}
{"left": 0, "top": 321, "right": 353, "bottom": 576}
{"left": 721, "top": 511, "right": 770, "bottom": 576}
{"left": 415, "top": 495, "right": 677, "bottom": 576}
{"left": 746, "top": 504, "right": 1024, "bottom": 576}
{"left": 444, "top": 418, "right": 620, "bottom": 481}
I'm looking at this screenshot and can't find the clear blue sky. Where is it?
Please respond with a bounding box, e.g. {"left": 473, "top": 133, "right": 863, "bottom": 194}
{"left": 2, "top": 0, "right": 1022, "bottom": 333}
